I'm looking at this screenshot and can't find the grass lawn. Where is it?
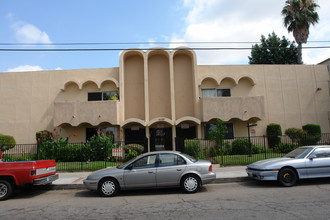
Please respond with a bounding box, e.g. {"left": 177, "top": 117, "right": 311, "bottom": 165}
{"left": 208, "top": 153, "right": 286, "bottom": 166}
{"left": 56, "top": 161, "right": 122, "bottom": 172}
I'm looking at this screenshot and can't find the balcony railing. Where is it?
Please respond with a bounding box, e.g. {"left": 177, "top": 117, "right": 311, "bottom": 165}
{"left": 201, "top": 96, "right": 265, "bottom": 122}
{"left": 54, "top": 101, "right": 119, "bottom": 126}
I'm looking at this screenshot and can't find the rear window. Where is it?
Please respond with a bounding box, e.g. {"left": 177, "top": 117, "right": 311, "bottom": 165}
{"left": 180, "top": 153, "right": 197, "bottom": 163}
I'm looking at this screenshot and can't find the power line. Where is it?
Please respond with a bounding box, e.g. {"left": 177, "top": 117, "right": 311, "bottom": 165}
{"left": 0, "top": 46, "right": 329, "bottom": 52}
{"left": 0, "top": 40, "right": 329, "bottom": 46}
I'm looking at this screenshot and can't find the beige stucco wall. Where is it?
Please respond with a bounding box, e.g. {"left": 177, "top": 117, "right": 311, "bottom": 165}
{"left": 0, "top": 48, "right": 329, "bottom": 145}
{"left": 123, "top": 54, "right": 145, "bottom": 120}
{"left": 148, "top": 53, "right": 172, "bottom": 120}
{"left": 0, "top": 68, "right": 119, "bottom": 143}
{"left": 197, "top": 64, "right": 330, "bottom": 136}
{"left": 173, "top": 53, "right": 195, "bottom": 120}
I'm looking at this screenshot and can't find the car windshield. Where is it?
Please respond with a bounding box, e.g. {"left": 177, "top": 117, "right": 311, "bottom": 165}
{"left": 180, "top": 153, "right": 197, "bottom": 163}
{"left": 116, "top": 157, "right": 138, "bottom": 169}
{"left": 284, "top": 147, "right": 313, "bottom": 159}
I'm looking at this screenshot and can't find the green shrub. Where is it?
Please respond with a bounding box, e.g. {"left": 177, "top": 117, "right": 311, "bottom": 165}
{"left": 267, "top": 123, "right": 282, "bottom": 149}
{"left": 303, "top": 124, "right": 321, "bottom": 136}
{"left": 123, "top": 144, "right": 144, "bottom": 161}
{"left": 275, "top": 143, "right": 296, "bottom": 153}
{"left": 85, "top": 133, "right": 115, "bottom": 161}
{"left": 285, "top": 128, "right": 306, "bottom": 144}
{"left": 302, "top": 124, "right": 321, "bottom": 145}
{"left": 3, "top": 154, "right": 37, "bottom": 161}
{"left": 231, "top": 138, "right": 252, "bottom": 155}
{"left": 279, "top": 143, "right": 294, "bottom": 153}
{"left": 251, "top": 145, "right": 265, "bottom": 154}
{"left": 38, "top": 141, "right": 56, "bottom": 160}
{"left": 218, "top": 142, "right": 232, "bottom": 156}
{"left": 210, "top": 146, "right": 219, "bottom": 157}
{"left": 285, "top": 124, "right": 321, "bottom": 146}
{"left": 0, "top": 134, "right": 16, "bottom": 152}
{"left": 184, "top": 139, "right": 201, "bottom": 158}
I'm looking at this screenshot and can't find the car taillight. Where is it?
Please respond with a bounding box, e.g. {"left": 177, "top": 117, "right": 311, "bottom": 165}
{"left": 30, "top": 170, "right": 36, "bottom": 176}
{"left": 209, "top": 165, "right": 212, "bottom": 172}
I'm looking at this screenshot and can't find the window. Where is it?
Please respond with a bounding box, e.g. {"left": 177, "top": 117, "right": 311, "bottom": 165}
{"left": 159, "top": 153, "right": 186, "bottom": 167}
{"left": 86, "top": 127, "right": 118, "bottom": 142}
{"left": 201, "top": 88, "right": 231, "bottom": 97}
{"left": 309, "top": 148, "right": 330, "bottom": 159}
{"left": 88, "top": 91, "right": 119, "bottom": 101}
{"left": 132, "top": 155, "right": 157, "bottom": 169}
{"left": 204, "top": 123, "right": 234, "bottom": 139}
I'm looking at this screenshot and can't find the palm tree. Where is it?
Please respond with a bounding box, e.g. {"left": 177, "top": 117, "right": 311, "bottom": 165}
{"left": 281, "top": 0, "right": 319, "bottom": 64}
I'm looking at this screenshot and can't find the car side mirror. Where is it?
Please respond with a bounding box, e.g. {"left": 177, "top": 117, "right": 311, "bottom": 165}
{"left": 126, "top": 164, "right": 133, "bottom": 170}
{"left": 309, "top": 155, "right": 316, "bottom": 160}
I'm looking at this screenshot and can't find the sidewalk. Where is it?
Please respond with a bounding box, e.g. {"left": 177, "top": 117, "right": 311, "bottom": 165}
{"left": 52, "top": 165, "right": 250, "bottom": 189}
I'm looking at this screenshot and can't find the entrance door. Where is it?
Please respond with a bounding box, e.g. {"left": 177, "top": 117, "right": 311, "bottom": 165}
{"left": 176, "top": 126, "right": 196, "bottom": 152}
{"left": 125, "top": 128, "right": 147, "bottom": 152}
{"left": 150, "top": 128, "right": 172, "bottom": 151}
{"left": 176, "top": 126, "right": 196, "bottom": 139}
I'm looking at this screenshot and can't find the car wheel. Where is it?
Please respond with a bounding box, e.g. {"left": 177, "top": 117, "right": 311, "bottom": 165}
{"left": 278, "top": 168, "right": 298, "bottom": 187}
{"left": 181, "top": 175, "right": 201, "bottom": 193}
{"left": 0, "top": 180, "right": 13, "bottom": 201}
{"left": 98, "top": 178, "right": 119, "bottom": 197}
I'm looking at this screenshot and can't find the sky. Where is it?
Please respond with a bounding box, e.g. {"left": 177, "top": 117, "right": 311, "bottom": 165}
{"left": 0, "top": 0, "right": 329, "bottom": 72}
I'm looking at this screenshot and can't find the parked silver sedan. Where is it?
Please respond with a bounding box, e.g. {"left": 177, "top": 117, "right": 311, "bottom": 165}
{"left": 83, "top": 151, "right": 216, "bottom": 197}
{"left": 246, "top": 145, "right": 330, "bottom": 186}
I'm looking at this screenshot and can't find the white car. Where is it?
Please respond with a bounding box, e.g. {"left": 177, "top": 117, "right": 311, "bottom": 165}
{"left": 246, "top": 145, "right": 330, "bottom": 186}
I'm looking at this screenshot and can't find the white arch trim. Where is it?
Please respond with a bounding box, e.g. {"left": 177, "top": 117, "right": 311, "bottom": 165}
{"left": 100, "top": 77, "right": 119, "bottom": 88}
{"left": 218, "top": 76, "right": 237, "bottom": 86}
{"left": 120, "top": 118, "right": 146, "bottom": 127}
{"left": 62, "top": 80, "right": 80, "bottom": 91}
{"left": 120, "top": 49, "right": 145, "bottom": 61}
{"left": 148, "top": 117, "right": 174, "bottom": 127}
{"left": 199, "top": 75, "right": 219, "bottom": 86}
{"left": 80, "top": 79, "right": 100, "bottom": 90}
{"left": 237, "top": 75, "right": 256, "bottom": 85}
{"left": 176, "top": 116, "right": 201, "bottom": 125}
{"left": 62, "top": 78, "right": 120, "bottom": 91}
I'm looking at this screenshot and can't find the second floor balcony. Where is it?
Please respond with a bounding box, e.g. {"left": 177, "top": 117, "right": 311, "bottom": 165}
{"left": 201, "top": 96, "right": 265, "bottom": 122}
{"left": 54, "top": 101, "right": 119, "bottom": 126}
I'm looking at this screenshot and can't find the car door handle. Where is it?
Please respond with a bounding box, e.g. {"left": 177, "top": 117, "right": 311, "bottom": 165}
{"left": 148, "top": 171, "right": 154, "bottom": 174}
{"left": 177, "top": 169, "right": 182, "bottom": 171}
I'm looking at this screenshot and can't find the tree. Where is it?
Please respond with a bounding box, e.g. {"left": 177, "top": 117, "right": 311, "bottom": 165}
{"left": 282, "top": 0, "right": 319, "bottom": 64}
{"left": 248, "top": 32, "right": 299, "bottom": 64}
{"left": 208, "top": 119, "right": 227, "bottom": 150}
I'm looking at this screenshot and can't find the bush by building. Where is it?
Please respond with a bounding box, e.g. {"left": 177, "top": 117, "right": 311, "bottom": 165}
{"left": 267, "top": 123, "right": 282, "bottom": 149}
{"left": 0, "top": 134, "right": 16, "bottom": 152}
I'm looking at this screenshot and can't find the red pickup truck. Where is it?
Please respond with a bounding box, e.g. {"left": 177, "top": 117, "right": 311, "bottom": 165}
{"left": 0, "top": 150, "right": 59, "bottom": 201}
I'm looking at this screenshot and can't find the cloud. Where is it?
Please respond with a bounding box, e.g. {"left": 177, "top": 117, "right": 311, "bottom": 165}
{"left": 7, "top": 13, "right": 52, "bottom": 44}
{"left": 7, "top": 65, "right": 43, "bottom": 72}
{"left": 173, "top": 0, "right": 329, "bottom": 65}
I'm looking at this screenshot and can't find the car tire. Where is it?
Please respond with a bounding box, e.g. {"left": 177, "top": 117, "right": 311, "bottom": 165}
{"left": 278, "top": 168, "right": 298, "bottom": 187}
{"left": 181, "top": 175, "right": 201, "bottom": 193}
{"left": 98, "top": 178, "right": 119, "bottom": 197}
{"left": 0, "top": 180, "right": 13, "bottom": 201}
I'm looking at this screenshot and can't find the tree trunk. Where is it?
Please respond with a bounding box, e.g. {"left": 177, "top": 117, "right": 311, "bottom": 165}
{"left": 297, "top": 43, "right": 302, "bottom": 64}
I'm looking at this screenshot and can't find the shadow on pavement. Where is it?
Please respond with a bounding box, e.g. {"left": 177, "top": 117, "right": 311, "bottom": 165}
{"left": 75, "top": 186, "right": 209, "bottom": 198}
{"left": 241, "top": 177, "right": 330, "bottom": 188}
{"left": 9, "top": 185, "right": 51, "bottom": 200}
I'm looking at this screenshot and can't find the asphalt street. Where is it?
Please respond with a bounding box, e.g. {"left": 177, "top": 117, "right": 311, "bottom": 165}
{"left": 1, "top": 179, "right": 330, "bottom": 220}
